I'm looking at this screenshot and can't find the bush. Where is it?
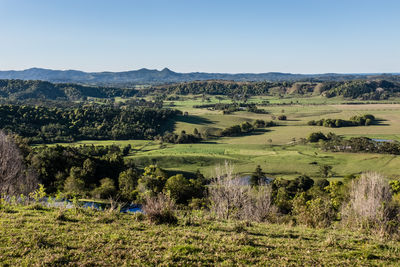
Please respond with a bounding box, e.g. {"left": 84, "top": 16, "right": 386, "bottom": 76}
{"left": 118, "top": 168, "right": 138, "bottom": 201}
{"left": 209, "top": 161, "right": 275, "bottom": 221}
{"left": 278, "top": 115, "right": 287, "bottom": 121}
{"left": 244, "top": 186, "right": 274, "bottom": 222}
{"left": 308, "top": 132, "right": 327, "bottom": 142}
{"left": 341, "top": 172, "right": 399, "bottom": 236}
{"left": 142, "top": 193, "right": 177, "bottom": 225}
{"left": 92, "top": 178, "right": 116, "bottom": 199}
{"left": 164, "top": 174, "right": 193, "bottom": 204}
{"left": 208, "top": 162, "right": 248, "bottom": 220}
{"left": 292, "top": 192, "right": 336, "bottom": 228}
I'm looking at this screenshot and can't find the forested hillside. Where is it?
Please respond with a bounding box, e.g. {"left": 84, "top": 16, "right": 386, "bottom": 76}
{"left": 1, "top": 67, "right": 400, "bottom": 84}
{"left": 149, "top": 80, "right": 400, "bottom": 100}
{"left": 2, "top": 79, "right": 400, "bottom": 101}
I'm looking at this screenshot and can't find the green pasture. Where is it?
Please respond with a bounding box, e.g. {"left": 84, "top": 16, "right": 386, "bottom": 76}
{"left": 52, "top": 97, "right": 400, "bottom": 179}
{"left": 126, "top": 143, "right": 400, "bottom": 179}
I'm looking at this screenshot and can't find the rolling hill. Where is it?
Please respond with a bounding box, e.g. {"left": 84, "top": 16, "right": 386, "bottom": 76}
{"left": 1, "top": 67, "right": 399, "bottom": 85}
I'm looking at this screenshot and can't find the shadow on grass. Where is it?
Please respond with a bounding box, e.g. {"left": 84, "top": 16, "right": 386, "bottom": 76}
{"left": 160, "top": 115, "right": 215, "bottom": 134}
{"left": 372, "top": 119, "right": 390, "bottom": 126}
{"left": 222, "top": 129, "right": 271, "bottom": 138}
{"left": 174, "top": 115, "right": 215, "bottom": 125}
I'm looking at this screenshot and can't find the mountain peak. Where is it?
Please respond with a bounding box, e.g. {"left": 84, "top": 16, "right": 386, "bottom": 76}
{"left": 161, "top": 67, "right": 173, "bottom": 73}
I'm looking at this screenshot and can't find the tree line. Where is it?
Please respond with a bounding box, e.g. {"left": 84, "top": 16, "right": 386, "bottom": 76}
{"left": 308, "top": 114, "right": 376, "bottom": 128}
{"left": 307, "top": 131, "right": 400, "bottom": 155}
{"left": 145, "top": 80, "right": 400, "bottom": 100}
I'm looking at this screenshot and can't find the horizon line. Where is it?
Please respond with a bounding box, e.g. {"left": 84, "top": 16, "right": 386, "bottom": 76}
{"left": 0, "top": 67, "right": 399, "bottom": 76}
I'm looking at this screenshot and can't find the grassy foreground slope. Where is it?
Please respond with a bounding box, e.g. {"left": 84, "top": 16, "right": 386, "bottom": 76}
{"left": 1, "top": 207, "right": 400, "bottom": 266}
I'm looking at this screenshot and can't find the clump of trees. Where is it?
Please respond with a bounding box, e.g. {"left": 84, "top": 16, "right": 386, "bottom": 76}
{"left": 308, "top": 114, "right": 375, "bottom": 128}
{"left": 320, "top": 135, "right": 400, "bottom": 155}
{"left": 307, "top": 131, "right": 400, "bottom": 155}
{"left": 277, "top": 115, "right": 287, "bottom": 121}
{"left": 192, "top": 103, "right": 268, "bottom": 115}
{"left": 158, "top": 130, "right": 202, "bottom": 144}
{"left": 220, "top": 120, "right": 276, "bottom": 137}
{"left": 19, "top": 143, "right": 207, "bottom": 204}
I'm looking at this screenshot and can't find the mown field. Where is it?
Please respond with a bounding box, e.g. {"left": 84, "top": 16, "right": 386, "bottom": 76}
{"left": 1, "top": 206, "right": 400, "bottom": 266}
{"left": 54, "top": 95, "right": 400, "bottom": 179}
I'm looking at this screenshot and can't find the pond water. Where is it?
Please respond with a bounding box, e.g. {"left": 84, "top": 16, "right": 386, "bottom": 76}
{"left": 372, "top": 139, "right": 394, "bottom": 143}
{"left": 43, "top": 198, "right": 142, "bottom": 213}
{"left": 82, "top": 201, "right": 142, "bottom": 213}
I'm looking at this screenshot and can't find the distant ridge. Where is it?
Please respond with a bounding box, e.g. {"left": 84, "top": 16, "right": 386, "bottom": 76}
{"left": 0, "top": 67, "right": 398, "bottom": 85}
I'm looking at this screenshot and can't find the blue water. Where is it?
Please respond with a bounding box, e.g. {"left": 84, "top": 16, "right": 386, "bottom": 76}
{"left": 372, "top": 139, "right": 393, "bottom": 143}
{"left": 120, "top": 205, "right": 142, "bottom": 213}
{"left": 42, "top": 198, "right": 142, "bottom": 213}
{"left": 5, "top": 196, "right": 143, "bottom": 213}
{"left": 82, "top": 201, "right": 142, "bottom": 213}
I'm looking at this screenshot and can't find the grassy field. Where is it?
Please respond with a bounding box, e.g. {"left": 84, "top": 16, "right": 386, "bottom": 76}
{"left": 53, "top": 96, "right": 400, "bottom": 179}
{"left": 1, "top": 206, "right": 400, "bottom": 266}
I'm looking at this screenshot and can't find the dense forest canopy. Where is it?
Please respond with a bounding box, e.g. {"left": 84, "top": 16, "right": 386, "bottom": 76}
{"left": 0, "top": 104, "right": 180, "bottom": 143}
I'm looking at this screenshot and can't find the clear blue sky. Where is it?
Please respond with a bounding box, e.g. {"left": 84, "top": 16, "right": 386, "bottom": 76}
{"left": 0, "top": 0, "right": 399, "bottom": 73}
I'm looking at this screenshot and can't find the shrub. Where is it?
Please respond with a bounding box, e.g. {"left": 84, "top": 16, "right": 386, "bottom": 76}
{"left": 278, "top": 115, "right": 287, "bottom": 120}
{"left": 29, "top": 184, "right": 46, "bottom": 202}
{"left": 308, "top": 132, "right": 327, "bottom": 142}
{"left": 118, "top": 168, "right": 139, "bottom": 201}
{"left": 341, "top": 172, "right": 398, "bottom": 236}
{"left": 253, "top": 119, "right": 265, "bottom": 128}
{"left": 142, "top": 193, "right": 177, "bottom": 224}
{"left": 209, "top": 161, "right": 274, "bottom": 221}
{"left": 208, "top": 162, "right": 248, "bottom": 220}
{"left": 0, "top": 130, "right": 38, "bottom": 196}
{"left": 92, "top": 178, "right": 116, "bottom": 199}
{"left": 292, "top": 192, "right": 336, "bottom": 228}
{"left": 244, "top": 186, "right": 274, "bottom": 222}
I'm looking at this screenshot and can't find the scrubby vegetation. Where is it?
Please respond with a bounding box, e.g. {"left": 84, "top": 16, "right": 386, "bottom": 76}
{"left": 1, "top": 162, "right": 400, "bottom": 265}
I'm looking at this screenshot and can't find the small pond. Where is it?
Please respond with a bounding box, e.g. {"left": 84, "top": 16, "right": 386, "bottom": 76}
{"left": 42, "top": 198, "right": 142, "bottom": 213}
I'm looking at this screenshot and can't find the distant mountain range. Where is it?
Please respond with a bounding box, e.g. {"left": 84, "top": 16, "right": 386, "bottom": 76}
{"left": 0, "top": 68, "right": 399, "bottom": 85}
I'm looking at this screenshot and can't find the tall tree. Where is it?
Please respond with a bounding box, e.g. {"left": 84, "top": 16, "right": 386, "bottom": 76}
{"left": 0, "top": 130, "right": 37, "bottom": 195}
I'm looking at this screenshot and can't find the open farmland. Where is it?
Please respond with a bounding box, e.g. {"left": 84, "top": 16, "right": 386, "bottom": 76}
{"left": 54, "top": 96, "right": 400, "bottom": 180}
